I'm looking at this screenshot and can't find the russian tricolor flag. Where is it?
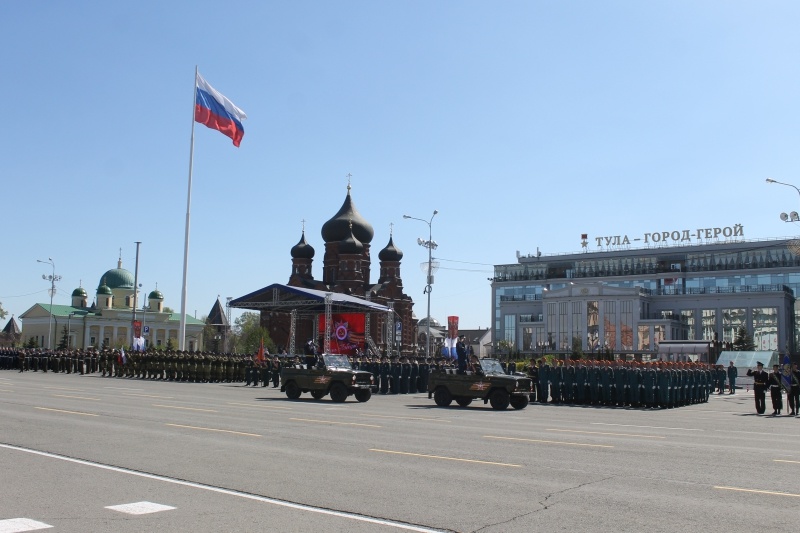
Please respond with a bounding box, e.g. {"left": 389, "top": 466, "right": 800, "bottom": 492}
{"left": 195, "top": 72, "right": 247, "bottom": 147}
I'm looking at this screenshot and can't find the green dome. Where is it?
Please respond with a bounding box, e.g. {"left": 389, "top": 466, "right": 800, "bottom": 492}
{"left": 148, "top": 289, "right": 164, "bottom": 300}
{"left": 72, "top": 287, "right": 88, "bottom": 297}
{"left": 97, "top": 283, "right": 113, "bottom": 296}
{"left": 99, "top": 267, "right": 135, "bottom": 290}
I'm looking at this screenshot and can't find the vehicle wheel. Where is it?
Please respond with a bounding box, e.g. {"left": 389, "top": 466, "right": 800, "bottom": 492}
{"left": 489, "top": 389, "right": 510, "bottom": 410}
{"left": 310, "top": 390, "right": 326, "bottom": 400}
{"left": 330, "top": 383, "right": 348, "bottom": 403}
{"left": 433, "top": 387, "right": 452, "bottom": 407}
{"left": 510, "top": 395, "right": 529, "bottom": 410}
{"left": 285, "top": 382, "right": 301, "bottom": 400}
{"left": 354, "top": 389, "right": 371, "bottom": 403}
{"left": 455, "top": 397, "right": 472, "bottom": 407}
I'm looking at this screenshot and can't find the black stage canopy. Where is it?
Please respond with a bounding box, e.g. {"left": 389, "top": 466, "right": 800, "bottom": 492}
{"left": 229, "top": 283, "right": 392, "bottom": 315}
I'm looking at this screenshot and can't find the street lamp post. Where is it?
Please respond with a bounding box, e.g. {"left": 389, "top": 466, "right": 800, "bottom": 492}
{"left": 403, "top": 210, "right": 438, "bottom": 359}
{"left": 766, "top": 178, "right": 800, "bottom": 223}
{"left": 37, "top": 258, "right": 61, "bottom": 350}
{"left": 67, "top": 312, "right": 77, "bottom": 349}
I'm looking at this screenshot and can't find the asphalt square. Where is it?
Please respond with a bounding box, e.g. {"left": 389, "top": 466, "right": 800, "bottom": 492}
{"left": 104, "top": 501, "right": 176, "bottom": 515}
{"left": 0, "top": 518, "right": 53, "bottom": 533}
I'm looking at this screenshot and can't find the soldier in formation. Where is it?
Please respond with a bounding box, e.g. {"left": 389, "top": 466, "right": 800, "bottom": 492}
{"left": 521, "top": 358, "right": 715, "bottom": 409}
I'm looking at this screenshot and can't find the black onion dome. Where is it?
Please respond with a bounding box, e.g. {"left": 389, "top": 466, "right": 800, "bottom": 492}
{"left": 339, "top": 226, "right": 364, "bottom": 254}
{"left": 378, "top": 235, "right": 403, "bottom": 262}
{"left": 290, "top": 231, "right": 315, "bottom": 259}
{"left": 321, "top": 188, "right": 374, "bottom": 244}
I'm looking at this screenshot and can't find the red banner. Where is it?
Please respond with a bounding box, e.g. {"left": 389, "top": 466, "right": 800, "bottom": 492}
{"left": 318, "top": 313, "right": 366, "bottom": 356}
{"left": 447, "top": 316, "right": 459, "bottom": 339}
{"left": 133, "top": 320, "right": 142, "bottom": 338}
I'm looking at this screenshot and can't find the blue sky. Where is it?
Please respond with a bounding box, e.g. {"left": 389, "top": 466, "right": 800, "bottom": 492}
{"left": 2, "top": 1, "right": 799, "bottom": 334}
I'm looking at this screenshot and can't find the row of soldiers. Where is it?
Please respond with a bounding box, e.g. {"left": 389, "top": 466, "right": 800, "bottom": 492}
{"left": 0, "top": 347, "right": 283, "bottom": 384}
{"left": 527, "top": 359, "right": 720, "bottom": 408}
{"left": 350, "top": 355, "right": 436, "bottom": 394}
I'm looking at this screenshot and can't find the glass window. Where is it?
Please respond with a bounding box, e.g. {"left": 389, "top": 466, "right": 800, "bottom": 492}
{"left": 604, "top": 301, "right": 616, "bottom": 350}
{"left": 504, "top": 315, "right": 516, "bottom": 346}
{"left": 547, "top": 303, "right": 557, "bottom": 349}
{"left": 559, "top": 302, "right": 569, "bottom": 350}
{"left": 522, "top": 327, "right": 533, "bottom": 351}
{"left": 572, "top": 301, "right": 582, "bottom": 350}
{"left": 654, "top": 324, "right": 665, "bottom": 345}
{"left": 587, "top": 300, "right": 599, "bottom": 352}
{"left": 753, "top": 307, "right": 778, "bottom": 351}
{"left": 701, "top": 309, "right": 716, "bottom": 341}
{"left": 722, "top": 308, "right": 746, "bottom": 344}
{"left": 637, "top": 325, "right": 650, "bottom": 350}
{"left": 681, "top": 310, "right": 695, "bottom": 340}
{"left": 621, "top": 301, "right": 634, "bottom": 350}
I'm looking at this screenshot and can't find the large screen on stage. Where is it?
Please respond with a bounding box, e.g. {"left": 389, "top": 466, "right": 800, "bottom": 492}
{"left": 317, "top": 313, "right": 366, "bottom": 356}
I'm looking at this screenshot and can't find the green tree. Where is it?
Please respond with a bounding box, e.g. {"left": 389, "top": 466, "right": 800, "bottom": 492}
{"left": 232, "top": 312, "right": 275, "bottom": 354}
{"left": 733, "top": 326, "right": 756, "bottom": 351}
{"left": 0, "top": 301, "right": 7, "bottom": 321}
{"left": 57, "top": 325, "right": 69, "bottom": 350}
{"left": 571, "top": 336, "right": 584, "bottom": 359}
{"left": 26, "top": 336, "right": 38, "bottom": 348}
{"left": 166, "top": 338, "right": 176, "bottom": 351}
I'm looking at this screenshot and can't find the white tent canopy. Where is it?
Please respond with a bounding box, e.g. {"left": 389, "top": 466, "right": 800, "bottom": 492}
{"left": 715, "top": 351, "right": 779, "bottom": 369}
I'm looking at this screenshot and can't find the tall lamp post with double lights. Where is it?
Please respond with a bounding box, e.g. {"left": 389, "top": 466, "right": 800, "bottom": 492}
{"left": 766, "top": 178, "right": 800, "bottom": 222}
{"left": 403, "top": 210, "right": 438, "bottom": 359}
{"left": 37, "top": 258, "right": 61, "bottom": 349}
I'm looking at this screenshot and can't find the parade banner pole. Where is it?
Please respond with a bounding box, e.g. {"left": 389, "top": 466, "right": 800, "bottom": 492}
{"left": 179, "top": 66, "right": 198, "bottom": 351}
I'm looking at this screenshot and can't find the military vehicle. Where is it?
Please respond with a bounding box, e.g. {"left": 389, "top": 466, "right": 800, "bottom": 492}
{"left": 427, "top": 358, "right": 531, "bottom": 410}
{"left": 280, "top": 354, "right": 374, "bottom": 402}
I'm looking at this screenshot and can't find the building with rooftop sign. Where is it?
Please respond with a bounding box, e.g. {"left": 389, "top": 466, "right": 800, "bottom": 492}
{"left": 491, "top": 227, "right": 798, "bottom": 361}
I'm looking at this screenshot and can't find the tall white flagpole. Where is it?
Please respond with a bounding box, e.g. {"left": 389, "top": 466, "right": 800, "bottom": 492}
{"left": 179, "top": 66, "right": 198, "bottom": 351}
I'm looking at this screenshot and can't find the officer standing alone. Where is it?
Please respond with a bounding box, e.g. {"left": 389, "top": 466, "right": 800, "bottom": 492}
{"left": 746, "top": 362, "right": 769, "bottom": 415}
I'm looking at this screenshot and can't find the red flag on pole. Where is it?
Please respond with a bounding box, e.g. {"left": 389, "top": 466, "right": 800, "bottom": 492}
{"left": 256, "top": 338, "right": 265, "bottom": 364}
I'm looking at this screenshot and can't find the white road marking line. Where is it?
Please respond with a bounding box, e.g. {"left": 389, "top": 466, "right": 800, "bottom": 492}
{"left": 153, "top": 404, "right": 218, "bottom": 412}
{"left": 0, "top": 518, "right": 53, "bottom": 532}
{"left": 52, "top": 394, "right": 100, "bottom": 401}
{"left": 591, "top": 423, "right": 703, "bottom": 431}
{"left": 0, "top": 443, "right": 445, "bottom": 533}
{"left": 105, "top": 501, "right": 176, "bottom": 515}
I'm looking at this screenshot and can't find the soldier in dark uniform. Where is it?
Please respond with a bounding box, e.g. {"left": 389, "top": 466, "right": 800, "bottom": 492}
{"left": 526, "top": 358, "right": 538, "bottom": 403}
{"left": 549, "top": 361, "right": 563, "bottom": 404}
{"left": 575, "top": 359, "right": 587, "bottom": 405}
{"left": 391, "top": 357, "right": 401, "bottom": 394}
{"left": 508, "top": 358, "right": 517, "bottom": 375}
{"left": 537, "top": 359, "right": 550, "bottom": 404}
{"left": 400, "top": 357, "right": 411, "bottom": 394}
{"left": 746, "top": 362, "right": 769, "bottom": 415}
{"left": 768, "top": 364, "right": 784, "bottom": 416}
{"left": 789, "top": 363, "right": 800, "bottom": 416}
{"left": 614, "top": 360, "right": 627, "bottom": 407}
{"left": 409, "top": 357, "right": 419, "bottom": 393}
{"left": 419, "top": 357, "right": 430, "bottom": 393}
{"left": 379, "top": 356, "right": 390, "bottom": 394}
{"left": 303, "top": 339, "right": 318, "bottom": 371}
{"left": 727, "top": 361, "right": 738, "bottom": 394}
{"left": 271, "top": 355, "right": 281, "bottom": 387}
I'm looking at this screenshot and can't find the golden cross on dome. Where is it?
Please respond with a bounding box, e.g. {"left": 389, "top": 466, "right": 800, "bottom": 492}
{"left": 389, "top": 222, "right": 394, "bottom": 236}
{"left": 346, "top": 173, "right": 352, "bottom": 191}
{"left": 301, "top": 219, "right": 306, "bottom": 233}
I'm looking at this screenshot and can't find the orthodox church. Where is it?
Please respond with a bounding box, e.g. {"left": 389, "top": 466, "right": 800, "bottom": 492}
{"left": 19, "top": 257, "right": 206, "bottom": 351}
{"left": 261, "top": 183, "right": 416, "bottom": 355}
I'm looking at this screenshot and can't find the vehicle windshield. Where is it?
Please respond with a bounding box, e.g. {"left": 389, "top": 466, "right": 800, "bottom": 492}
{"left": 322, "top": 354, "right": 352, "bottom": 369}
{"left": 480, "top": 359, "right": 506, "bottom": 375}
